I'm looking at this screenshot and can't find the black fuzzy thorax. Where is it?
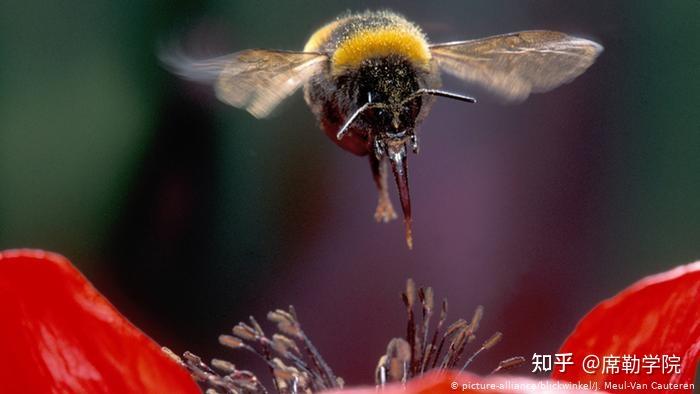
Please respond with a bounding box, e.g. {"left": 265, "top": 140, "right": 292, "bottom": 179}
{"left": 304, "top": 55, "right": 433, "bottom": 155}
{"left": 337, "top": 56, "right": 423, "bottom": 133}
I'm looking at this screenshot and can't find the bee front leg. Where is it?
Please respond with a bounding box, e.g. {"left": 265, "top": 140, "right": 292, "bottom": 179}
{"left": 410, "top": 134, "right": 419, "bottom": 154}
{"left": 370, "top": 154, "right": 397, "bottom": 223}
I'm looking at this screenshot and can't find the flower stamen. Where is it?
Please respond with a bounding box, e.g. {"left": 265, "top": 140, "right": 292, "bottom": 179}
{"left": 172, "top": 279, "right": 522, "bottom": 393}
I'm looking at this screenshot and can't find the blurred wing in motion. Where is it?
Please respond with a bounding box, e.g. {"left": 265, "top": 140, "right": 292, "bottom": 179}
{"left": 161, "top": 49, "right": 327, "bottom": 118}
{"left": 429, "top": 31, "right": 603, "bottom": 101}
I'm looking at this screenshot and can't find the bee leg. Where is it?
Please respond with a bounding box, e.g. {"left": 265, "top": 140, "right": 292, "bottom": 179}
{"left": 387, "top": 143, "right": 413, "bottom": 249}
{"left": 370, "top": 154, "right": 397, "bottom": 223}
{"left": 410, "top": 134, "right": 419, "bottom": 154}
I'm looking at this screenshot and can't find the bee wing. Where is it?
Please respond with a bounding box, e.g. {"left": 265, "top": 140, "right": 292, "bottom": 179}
{"left": 161, "top": 49, "right": 327, "bottom": 118}
{"left": 429, "top": 31, "right": 603, "bottom": 101}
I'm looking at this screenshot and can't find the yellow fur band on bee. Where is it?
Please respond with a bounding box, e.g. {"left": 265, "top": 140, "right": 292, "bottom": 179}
{"left": 303, "top": 11, "right": 432, "bottom": 75}
{"left": 331, "top": 28, "right": 431, "bottom": 73}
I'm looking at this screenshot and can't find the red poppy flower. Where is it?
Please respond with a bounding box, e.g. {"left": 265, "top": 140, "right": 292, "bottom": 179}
{"left": 0, "top": 249, "right": 698, "bottom": 393}
{"left": 0, "top": 249, "right": 200, "bottom": 394}
{"left": 331, "top": 370, "right": 599, "bottom": 393}
{"left": 553, "top": 261, "right": 700, "bottom": 392}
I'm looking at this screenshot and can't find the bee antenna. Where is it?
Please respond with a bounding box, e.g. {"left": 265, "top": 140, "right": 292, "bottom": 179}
{"left": 337, "top": 103, "right": 370, "bottom": 140}
{"left": 337, "top": 102, "right": 385, "bottom": 140}
{"left": 405, "top": 89, "right": 477, "bottom": 104}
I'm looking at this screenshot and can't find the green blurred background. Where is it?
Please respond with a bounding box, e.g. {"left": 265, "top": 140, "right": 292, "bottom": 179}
{"left": 1, "top": 0, "right": 699, "bottom": 386}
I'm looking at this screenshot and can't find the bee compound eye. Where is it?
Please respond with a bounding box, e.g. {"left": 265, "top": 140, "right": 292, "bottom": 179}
{"left": 375, "top": 108, "right": 392, "bottom": 125}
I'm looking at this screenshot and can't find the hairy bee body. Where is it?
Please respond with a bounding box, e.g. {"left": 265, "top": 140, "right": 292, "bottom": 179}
{"left": 302, "top": 11, "right": 439, "bottom": 156}
{"left": 164, "top": 10, "right": 603, "bottom": 248}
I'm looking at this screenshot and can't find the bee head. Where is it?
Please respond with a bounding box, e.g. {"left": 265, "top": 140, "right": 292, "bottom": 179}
{"left": 355, "top": 56, "right": 423, "bottom": 142}
{"left": 335, "top": 56, "right": 476, "bottom": 156}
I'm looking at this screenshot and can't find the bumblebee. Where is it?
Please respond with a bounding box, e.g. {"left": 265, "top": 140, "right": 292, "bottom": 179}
{"left": 163, "top": 10, "right": 603, "bottom": 249}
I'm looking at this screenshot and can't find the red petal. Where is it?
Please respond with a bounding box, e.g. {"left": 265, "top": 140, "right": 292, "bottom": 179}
{"left": 0, "top": 250, "right": 200, "bottom": 394}
{"left": 325, "top": 370, "right": 599, "bottom": 393}
{"left": 554, "top": 261, "right": 700, "bottom": 393}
